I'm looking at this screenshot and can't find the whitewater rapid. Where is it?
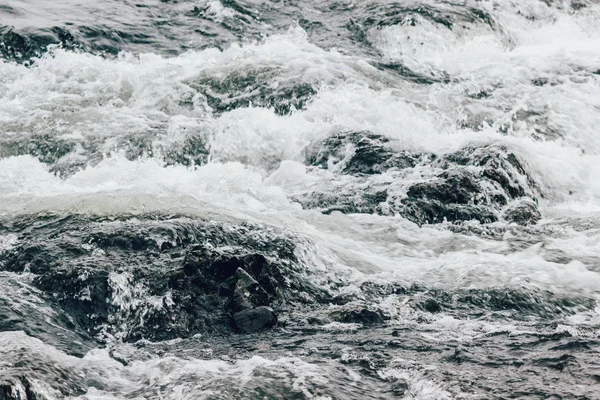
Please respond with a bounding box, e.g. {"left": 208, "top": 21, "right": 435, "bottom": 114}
{"left": 1, "top": 0, "right": 600, "bottom": 399}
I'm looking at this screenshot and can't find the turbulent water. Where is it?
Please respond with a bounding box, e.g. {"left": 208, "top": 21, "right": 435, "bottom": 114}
{"left": 1, "top": 0, "right": 600, "bottom": 399}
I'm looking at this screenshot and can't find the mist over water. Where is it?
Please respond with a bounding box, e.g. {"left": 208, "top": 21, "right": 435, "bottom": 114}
{"left": 1, "top": 1, "right": 600, "bottom": 399}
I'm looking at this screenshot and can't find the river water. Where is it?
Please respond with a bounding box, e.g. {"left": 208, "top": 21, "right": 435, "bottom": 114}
{"left": 1, "top": 1, "right": 600, "bottom": 399}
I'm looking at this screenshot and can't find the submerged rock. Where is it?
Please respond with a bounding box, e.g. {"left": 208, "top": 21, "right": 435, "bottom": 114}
{"left": 0, "top": 275, "right": 95, "bottom": 357}
{"left": 233, "top": 306, "right": 278, "bottom": 333}
{"left": 187, "top": 69, "right": 316, "bottom": 115}
{"left": 330, "top": 309, "right": 384, "bottom": 326}
{"left": 0, "top": 134, "right": 75, "bottom": 166}
{"left": 294, "top": 188, "right": 389, "bottom": 216}
{"left": 0, "top": 129, "right": 210, "bottom": 177}
{"left": 502, "top": 198, "right": 542, "bottom": 225}
{"left": 401, "top": 199, "right": 498, "bottom": 225}
{"left": 419, "top": 298, "right": 443, "bottom": 313}
{"left": 400, "top": 169, "right": 498, "bottom": 224}
{"left": 0, "top": 26, "right": 79, "bottom": 64}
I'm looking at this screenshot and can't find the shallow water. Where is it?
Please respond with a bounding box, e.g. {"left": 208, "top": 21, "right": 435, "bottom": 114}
{"left": 1, "top": 1, "right": 600, "bottom": 399}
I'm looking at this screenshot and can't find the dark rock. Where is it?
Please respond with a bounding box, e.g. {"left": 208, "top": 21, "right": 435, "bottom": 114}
{"left": 441, "top": 144, "right": 537, "bottom": 201}
{"left": 345, "top": 141, "right": 418, "bottom": 175}
{"left": 231, "top": 269, "right": 256, "bottom": 312}
{"left": 233, "top": 306, "right": 277, "bottom": 333}
{"left": 330, "top": 309, "right": 384, "bottom": 326}
{"left": 299, "top": 137, "right": 541, "bottom": 227}
{"left": 34, "top": 268, "right": 112, "bottom": 334}
{"left": 230, "top": 267, "right": 270, "bottom": 312}
{"left": 400, "top": 199, "right": 497, "bottom": 225}
{"left": 420, "top": 298, "right": 442, "bottom": 313}
{"left": 407, "top": 170, "right": 483, "bottom": 205}
{"left": 0, "top": 214, "right": 327, "bottom": 343}
{"left": 360, "top": 3, "right": 453, "bottom": 29}
{"left": 502, "top": 198, "right": 541, "bottom": 225}
{"left": 0, "top": 128, "right": 210, "bottom": 177}
{"left": 161, "top": 134, "right": 209, "bottom": 168}
{"left": 305, "top": 131, "right": 426, "bottom": 175}
{"left": 550, "top": 340, "right": 594, "bottom": 352}
{"left": 375, "top": 61, "right": 448, "bottom": 85}
{"left": 397, "top": 144, "right": 539, "bottom": 225}
{"left": 0, "top": 26, "right": 79, "bottom": 64}
{"left": 0, "top": 134, "right": 75, "bottom": 168}
{"left": 0, "top": 258, "right": 101, "bottom": 356}
{"left": 306, "top": 316, "right": 327, "bottom": 325}
{"left": 445, "top": 348, "right": 470, "bottom": 364}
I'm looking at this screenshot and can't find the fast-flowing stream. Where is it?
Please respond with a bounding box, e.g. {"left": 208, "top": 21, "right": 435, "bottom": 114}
{"left": 1, "top": 1, "right": 600, "bottom": 398}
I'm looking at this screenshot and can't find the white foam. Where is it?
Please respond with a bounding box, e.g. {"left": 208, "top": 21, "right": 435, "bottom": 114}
{"left": 0, "top": 331, "right": 344, "bottom": 400}
{"left": 0, "top": 233, "right": 17, "bottom": 253}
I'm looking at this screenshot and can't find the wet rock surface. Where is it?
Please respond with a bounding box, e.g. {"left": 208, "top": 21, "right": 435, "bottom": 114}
{"left": 0, "top": 275, "right": 94, "bottom": 357}
{"left": 305, "top": 131, "right": 427, "bottom": 175}
{"left": 299, "top": 131, "right": 541, "bottom": 226}
{"left": 0, "top": 214, "right": 328, "bottom": 343}
{"left": 503, "top": 198, "right": 542, "bottom": 225}
{"left": 233, "top": 306, "right": 278, "bottom": 333}
{"left": 439, "top": 144, "right": 538, "bottom": 200}
{"left": 329, "top": 308, "right": 385, "bottom": 326}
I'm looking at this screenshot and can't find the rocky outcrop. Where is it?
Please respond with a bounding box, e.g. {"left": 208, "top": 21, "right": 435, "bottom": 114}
{"left": 438, "top": 143, "right": 537, "bottom": 201}
{"left": 0, "top": 215, "right": 328, "bottom": 342}
{"left": 300, "top": 131, "right": 541, "bottom": 226}
{"left": 502, "top": 198, "right": 542, "bottom": 226}
{"left": 399, "top": 143, "right": 539, "bottom": 225}
{"left": 401, "top": 169, "right": 498, "bottom": 224}
{"left": 233, "top": 306, "right": 278, "bottom": 333}
{"left": 294, "top": 188, "right": 389, "bottom": 216}
{"left": 305, "top": 131, "right": 429, "bottom": 176}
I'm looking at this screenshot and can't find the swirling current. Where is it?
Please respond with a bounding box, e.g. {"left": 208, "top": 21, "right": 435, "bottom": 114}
{"left": 1, "top": 1, "right": 600, "bottom": 399}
